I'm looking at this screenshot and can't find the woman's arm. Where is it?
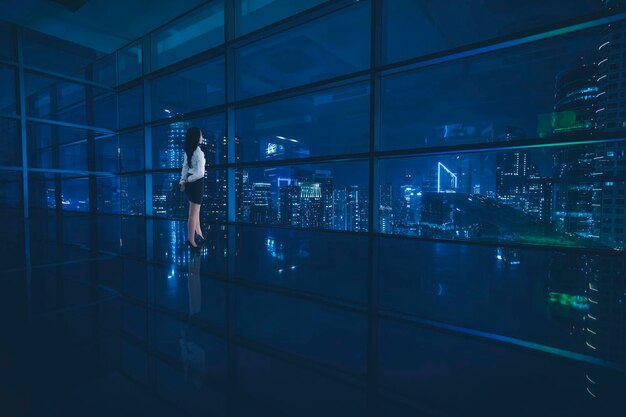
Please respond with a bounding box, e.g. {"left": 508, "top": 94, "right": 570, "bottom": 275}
{"left": 180, "top": 154, "right": 189, "bottom": 184}
{"left": 186, "top": 150, "right": 206, "bottom": 182}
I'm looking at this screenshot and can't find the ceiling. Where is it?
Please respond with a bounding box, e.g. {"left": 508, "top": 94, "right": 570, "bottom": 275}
{"left": 0, "top": 0, "right": 209, "bottom": 53}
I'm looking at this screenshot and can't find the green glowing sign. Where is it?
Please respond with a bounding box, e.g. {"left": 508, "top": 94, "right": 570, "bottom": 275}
{"left": 538, "top": 111, "right": 593, "bottom": 138}
{"left": 549, "top": 292, "right": 590, "bottom": 310}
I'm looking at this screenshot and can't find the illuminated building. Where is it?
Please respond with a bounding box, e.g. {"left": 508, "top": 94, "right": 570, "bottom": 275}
{"left": 379, "top": 182, "right": 393, "bottom": 234}
{"left": 332, "top": 189, "right": 347, "bottom": 230}
{"left": 594, "top": 12, "right": 626, "bottom": 248}
{"left": 251, "top": 182, "right": 272, "bottom": 224}
{"left": 312, "top": 170, "right": 334, "bottom": 229}
{"left": 300, "top": 182, "right": 323, "bottom": 229}
{"left": 346, "top": 185, "right": 368, "bottom": 232}
{"left": 279, "top": 184, "right": 301, "bottom": 227}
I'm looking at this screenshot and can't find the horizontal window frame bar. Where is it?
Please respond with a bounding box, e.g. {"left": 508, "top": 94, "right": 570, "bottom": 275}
{"left": 25, "top": 117, "right": 115, "bottom": 134}
{"left": 23, "top": 65, "right": 115, "bottom": 91}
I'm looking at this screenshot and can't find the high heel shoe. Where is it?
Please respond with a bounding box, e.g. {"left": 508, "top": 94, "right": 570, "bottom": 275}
{"left": 187, "top": 240, "right": 200, "bottom": 252}
{"left": 195, "top": 234, "right": 206, "bottom": 246}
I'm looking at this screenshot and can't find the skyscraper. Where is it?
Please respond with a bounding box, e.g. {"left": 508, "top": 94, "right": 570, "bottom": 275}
{"left": 379, "top": 182, "right": 393, "bottom": 234}
{"left": 252, "top": 182, "right": 272, "bottom": 224}
{"left": 313, "top": 170, "right": 334, "bottom": 229}
{"left": 594, "top": 10, "right": 626, "bottom": 247}
{"left": 300, "top": 182, "right": 323, "bottom": 229}
{"left": 279, "top": 184, "right": 301, "bottom": 227}
{"left": 346, "top": 185, "right": 368, "bottom": 232}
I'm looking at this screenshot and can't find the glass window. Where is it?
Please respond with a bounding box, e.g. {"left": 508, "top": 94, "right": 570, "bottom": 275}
{"left": 152, "top": 172, "right": 188, "bottom": 218}
{"left": 380, "top": 27, "right": 613, "bottom": 152}
{"left": 235, "top": 0, "right": 327, "bottom": 36}
{"left": 0, "top": 119, "right": 20, "bottom": 167}
{"left": 151, "top": 57, "right": 225, "bottom": 121}
{"left": 151, "top": 1, "right": 224, "bottom": 70}
{"left": 376, "top": 237, "right": 625, "bottom": 359}
{"left": 118, "top": 41, "right": 142, "bottom": 85}
{"left": 92, "top": 91, "right": 118, "bottom": 130}
{"left": 22, "top": 29, "right": 104, "bottom": 79}
{"left": 234, "top": 225, "right": 368, "bottom": 304}
{"left": 119, "top": 85, "right": 143, "bottom": 129}
{"left": 96, "top": 176, "right": 120, "bottom": 213}
{"left": 377, "top": 140, "right": 626, "bottom": 250}
{"left": 60, "top": 176, "right": 89, "bottom": 212}
{"left": 0, "top": 171, "right": 21, "bottom": 210}
{"left": 382, "top": 0, "right": 618, "bottom": 64}
{"left": 153, "top": 169, "right": 226, "bottom": 221}
{"left": 152, "top": 114, "right": 225, "bottom": 169}
{"left": 236, "top": 82, "right": 369, "bottom": 162}
{"left": 236, "top": 160, "right": 369, "bottom": 232}
{"left": 235, "top": 0, "right": 370, "bottom": 100}
{"left": 120, "top": 130, "right": 145, "bottom": 172}
{"left": 0, "top": 22, "right": 15, "bottom": 61}
{"left": 94, "top": 134, "right": 119, "bottom": 173}
{"left": 93, "top": 54, "right": 117, "bottom": 87}
{"left": 0, "top": 66, "right": 17, "bottom": 115}
{"left": 28, "top": 172, "right": 56, "bottom": 210}
{"left": 121, "top": 174, "right": 145, "bottom": 215}
{"left": 203, "top": 168, "right": 227, "bottom": 222}
{"left": 24, "top": 72, "right": 113, "bottom": 128}
{"left": 27, "top": 123, "right": 97, "bottom": 170}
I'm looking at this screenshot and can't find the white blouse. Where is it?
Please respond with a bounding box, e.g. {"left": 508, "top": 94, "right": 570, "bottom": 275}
{"left": 180, "top": 147, "right": 206, "bottom": 184}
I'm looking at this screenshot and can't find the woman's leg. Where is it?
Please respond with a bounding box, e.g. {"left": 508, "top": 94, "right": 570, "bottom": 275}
{"left": 195, "top": 207, "right": 203, "bottom": 239}
{"left": 188, "top": 202, "right": 200, "bottom": 246}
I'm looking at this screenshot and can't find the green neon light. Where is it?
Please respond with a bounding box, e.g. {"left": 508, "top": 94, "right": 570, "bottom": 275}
{"left": 549, "top": 292, "right": 590, "bottom": 311}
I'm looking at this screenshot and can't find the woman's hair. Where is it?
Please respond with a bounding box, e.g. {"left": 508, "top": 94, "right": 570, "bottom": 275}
{"left": 184, "top": 127, "right": 202, "bottom": 168}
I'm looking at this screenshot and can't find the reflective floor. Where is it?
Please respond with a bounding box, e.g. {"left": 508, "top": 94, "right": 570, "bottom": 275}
{"left": 1, "top": 210, "right": 625, "bottom": 416}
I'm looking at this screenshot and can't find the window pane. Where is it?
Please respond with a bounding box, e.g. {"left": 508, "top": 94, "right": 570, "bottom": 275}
{"left": 24, "top": 72, "right": 114, "bottom": 128}
{"left": 203, "top": 168, "right": 227, "bottom": 222}
{"left": 60, "top": 176, "right": 89, "bottom": 212}
{"left": 235, "top": 0, "right": 327, "bottom": 36}
{"left": 376, "top": 236, "right": 626, "bottom": 359}
{"left": 380, "top": 27, "right": 616, "bottom": 152}
{"left": 153, "top": 172, "right": 188, "bottom": 218}
{"left": 22, "top": 29, "right": 103, "bottom": 79}
{"left": 236, "top": 82, "right": 369, "bottom": 162}
{"left": 28, "top": 172, "right": 56, "bottom": 210}
{"left": 121, "top": 174, "right": 145, "bottom": 215}
{"left": 0, "top": 22, "right": 15, "bottom": 61}
{"left": 119, "top": 85, "right": 143, "bottom": 129}
{"left": 382, "top": 0, "right": 618, "bottom": 64}
{"left": 92, "top": 91, "right": 118, "bottom": 130}
{"left": 27, "top": 123, "right": 93, "bottom": 171}
{"left": 151, "top": 58, "right": 225, "bottom": 120}
{"left": 153, "top": 169, "right": 225, "bottom": 220}
{"left": 236, "top": 161, "right": 369, "bottom": 232}
{"left": 0, "top": 171, "right": 21, "bottom": 210}
{"left": 235, "top": 1, "right": 370, "bottom": 100}
{"left": 93, "top": 54, "right": 117, "bottom": 87}
{"left": 152, "top": 114, "right": 225, "bottom": 169}
{"left": 120, "top": 130, "right": 145, "bottom": 172}
{"left": 96, "top": 176, "right": 120, "bottom": 213}
{"left": 0, "top": 119, "right": 20, "bottom": 167}
{"left": 377, "top": 140, "right": 626, "bottom": 249}
{"left": 94, "top": 135, "right": 119, "bottom": 173}
{"left": 118, "top": 42, "right": 142, "bottom": 85}
{"left": 151, "top": 1, "right": 224, "bottom": 70}
{"left": 0, "top": 66, "right": 17, "bottom": 115}
{"left": 234, "top": 225, "right": 368, "bottom": 304}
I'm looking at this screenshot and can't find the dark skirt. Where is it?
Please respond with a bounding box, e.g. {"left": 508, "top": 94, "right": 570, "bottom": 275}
{"left": 185, "top": 177, "right": 204, "bottom": 204}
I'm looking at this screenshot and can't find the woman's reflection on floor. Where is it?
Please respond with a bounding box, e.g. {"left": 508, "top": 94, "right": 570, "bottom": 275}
{"left": 180, "top": 252, "right": 205, "bottom": 389}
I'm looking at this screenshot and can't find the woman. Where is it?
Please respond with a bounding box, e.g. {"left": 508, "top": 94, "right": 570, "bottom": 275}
{"left": 180, "top": 127, "right": 206, "bottom": 251}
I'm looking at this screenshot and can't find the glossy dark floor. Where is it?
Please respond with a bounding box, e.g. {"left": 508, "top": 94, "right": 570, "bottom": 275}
{"left": 1, "top": 211, "right": 625, "bottom": 416}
